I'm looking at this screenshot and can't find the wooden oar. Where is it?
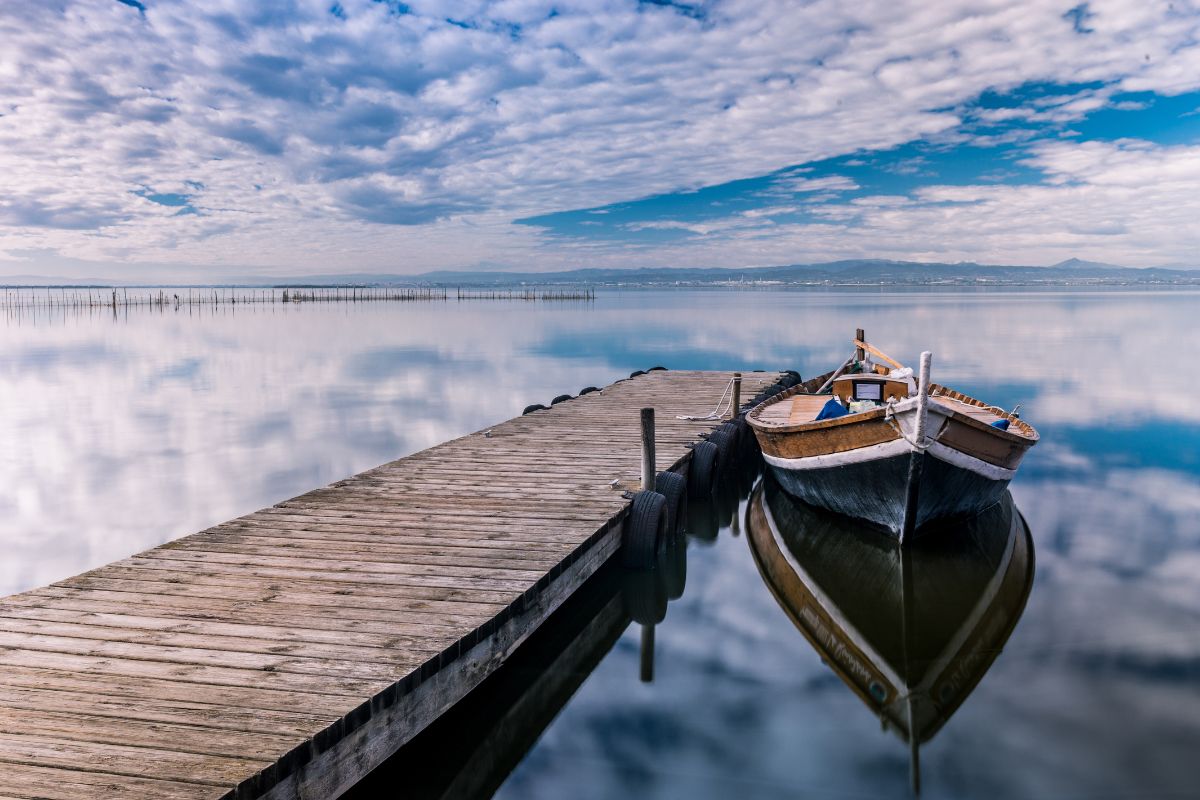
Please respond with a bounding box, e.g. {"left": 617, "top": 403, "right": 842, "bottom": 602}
{"left": 853, "top": 339, "right": 905, "bottom": 371}
{"left": 815, "top": 353, "right": 856, "bottom": 394}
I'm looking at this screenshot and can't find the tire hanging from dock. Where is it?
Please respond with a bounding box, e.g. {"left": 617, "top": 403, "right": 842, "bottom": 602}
{"left": 655, "top": 471, "right": 688, "bottom": 535}
{"left": 688, "top": 440, "right": 722, "bottom": 499}
{"left": 623, "top": 490, "right": 668, "bottom": 569}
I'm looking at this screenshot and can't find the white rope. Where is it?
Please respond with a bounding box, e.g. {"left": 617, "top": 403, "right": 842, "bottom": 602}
{"left": 676, "top": 376, "right": 737, "bottom": 421}
{"left": 884, "top": 399, "right": 931, "bottom": 452}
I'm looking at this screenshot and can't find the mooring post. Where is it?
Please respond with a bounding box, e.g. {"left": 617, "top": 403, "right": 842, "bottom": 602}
{"left": 856, "top": 328, "right": 866, "bottom": 362}
{"left": 899, "top": 351, "right": 933, "bottom": 545}
{"left": 914, "top": 351, "right": 932, "bottom": 442}
{"left": 640, "top": 407, "right": 656, "bottom": 493}
{"left": 730, "top": 372, "right": 742, "bottom": 418}
{"left": 640, "top": 623, "right": 655, "bottom": 682}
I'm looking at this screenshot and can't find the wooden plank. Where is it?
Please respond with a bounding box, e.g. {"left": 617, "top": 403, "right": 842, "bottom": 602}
{"left": 0, "top": 731, "right": 267, "bottom": 787}
{"left": 0, "top": 663, "right": 358, "bottom": 716}
{"left": 0, "top": 684, "right": 336, "bottom": 737}
{"left": 0, "top": 643, "right": 393, "bottom": 696}
{"left": 0, "top": 707, "right": 298, "bottom": 761}
{"left": 0, "top": 616, "right": 444, "bottom": 665}
{"left": 1, "top": 592, "right": 478, "bottom": 639}
{"left": 0, "top": 764, "right": 218, "bottom": 800}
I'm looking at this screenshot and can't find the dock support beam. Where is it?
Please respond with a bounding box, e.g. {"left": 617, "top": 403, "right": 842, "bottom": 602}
{"left": 640, "top": 407, "right": 656, "bottom": 493}
{"left": 639, "top": 624, "right": 655, "bottom": 682}
{"left": 730, "top": 373, "right": 741, "bottom": 418}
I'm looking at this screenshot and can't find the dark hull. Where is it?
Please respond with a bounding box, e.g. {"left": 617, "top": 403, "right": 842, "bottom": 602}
{"left": 766, "top": 451, "right": 1012, "bottom": 536}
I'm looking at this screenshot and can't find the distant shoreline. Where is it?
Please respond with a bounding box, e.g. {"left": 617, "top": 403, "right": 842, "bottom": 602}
{"left": 4, "top": 257, "right": 1198, "bottom": 289}
{"left": 4, "top": 279, "right": 1200, "bottom": 291}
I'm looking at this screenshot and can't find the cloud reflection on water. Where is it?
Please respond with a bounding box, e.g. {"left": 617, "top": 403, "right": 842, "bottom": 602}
{"left": 2, "top": 288, "right": 1198, "bottom": 797}
{"left": 3, "top": 289, "right": 1198, "bottom": 596}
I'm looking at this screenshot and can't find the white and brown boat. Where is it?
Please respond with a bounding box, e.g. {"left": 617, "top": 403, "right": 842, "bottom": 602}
{"left": 746, "top": 477, "right": 1035, "bottom": 791}
{"left": 747, "top": 338, "right": 1039, "bottom": 539}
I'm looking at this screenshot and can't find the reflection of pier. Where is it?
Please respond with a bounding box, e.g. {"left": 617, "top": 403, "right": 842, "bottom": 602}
{"left": 0, "top": 369, "right": 782, "bottom": 798}
{"left": 345, "top": 525, "right": 688, "bottom": 799}
{"left": 746, "top": 479, "right": 1035, "bottom": 793}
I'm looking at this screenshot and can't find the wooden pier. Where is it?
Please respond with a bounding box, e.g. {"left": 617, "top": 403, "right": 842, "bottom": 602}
{"left": 0, "top": 369, "right": 784, "bottom": 800}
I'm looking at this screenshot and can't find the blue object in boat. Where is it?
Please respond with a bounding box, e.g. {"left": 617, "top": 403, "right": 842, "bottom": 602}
{"left": 990, "top": 418, "right": 1011, "bottom": 430}
{"left": 815, "top": 398, "right": 848, "bottom": 421}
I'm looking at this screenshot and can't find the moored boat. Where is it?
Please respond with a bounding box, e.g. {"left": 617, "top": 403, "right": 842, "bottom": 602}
{"left": 747, "top": 336, "right": 1038, "bottom": 539}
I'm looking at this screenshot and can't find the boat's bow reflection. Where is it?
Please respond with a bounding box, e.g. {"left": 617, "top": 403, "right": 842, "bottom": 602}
{"left": 746, "top": 477, "right": 1036, "bottom": 793}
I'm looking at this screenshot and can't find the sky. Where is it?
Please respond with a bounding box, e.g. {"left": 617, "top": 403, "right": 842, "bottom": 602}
{"left": 1, "top": 0, "right": 1199, "bottom": 281}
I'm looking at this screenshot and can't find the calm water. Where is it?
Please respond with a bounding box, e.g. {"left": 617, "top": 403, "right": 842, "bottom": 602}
{"left": 3, "top": 289, "right": 1199, "bottom": 798}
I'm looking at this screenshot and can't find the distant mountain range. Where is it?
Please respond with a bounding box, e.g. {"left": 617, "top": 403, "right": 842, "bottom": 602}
{"left": 4, "top": 258, "right": 1198, "bottom": 288}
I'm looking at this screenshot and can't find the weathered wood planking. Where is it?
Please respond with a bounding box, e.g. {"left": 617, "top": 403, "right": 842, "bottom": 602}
{"left": 0, "top": 369, "right": 783, "bottom": 800}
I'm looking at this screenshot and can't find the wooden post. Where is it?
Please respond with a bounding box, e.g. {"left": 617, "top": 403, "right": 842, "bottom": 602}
{"left": 899, "top": 351, "right": 932, "bottom": 544}
{"left": 730, "top": 373, "right": 742, "bottom": 418}
{"left": 855, "top": 328, "right": 865, "bottom": 362}
{"left": 640, "top": 407, "right": 655, "bottom": 493}
{"left": 639, "top": 623, "right": 655, "bottom": 683}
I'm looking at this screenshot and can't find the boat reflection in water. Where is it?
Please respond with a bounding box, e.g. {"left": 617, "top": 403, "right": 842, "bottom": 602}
{"left": 746, "top": 477, "right": 1036, "bottom": 793}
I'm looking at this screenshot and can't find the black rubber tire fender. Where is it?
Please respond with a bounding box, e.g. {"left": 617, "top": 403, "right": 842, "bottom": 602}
{"left": 739, "top": 423, "right": 762, "bottom": 462}
{"left": 686, "top": 495, "right": 718, "bottom": 542}
{"left": 579, "top": 386, "right": 600, "bottom": 395}
{"left": 661, "top": 528, "right": 687, "bottom": 600}
{"left": 647, "top": 365, "right": 668, "bottom": 372}
{"left": 654, "top": 470, "right": 687, "bottom": 535}
{"left": 716, "top": 421, "right": 742, "bottom": 448}
{"left": 622, "top": 490, "right": 667, "bottom": 569}
{"left": 705, "top": 430, "right": 734, "bottom": 463}
{"left": 622, "top": 569, "right": 667, "bottom": 625}
{"left": 550, "top": 394, "right": 573, "bottom": 405}
{"left": 714, "top": 479, "right": 739, "bottom": 530}
{"left": 522, "top": 404, "right": 547, "bottom": 415}
{"left": 688, "top": 440, "right": 721, "bottom": 499}
{"left": 629, "top": 369, "right": 646, "bottom": 378}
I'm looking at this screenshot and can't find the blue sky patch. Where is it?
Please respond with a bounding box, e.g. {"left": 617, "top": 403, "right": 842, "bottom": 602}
{"left": 1063, "top": 3, "right": 1096, "bottom": 35}
{"left": 518, "top": 81, "right": 1200, "bottom": 243}
{"left": 134, "top": 187, "right": 199, "bottom": 216}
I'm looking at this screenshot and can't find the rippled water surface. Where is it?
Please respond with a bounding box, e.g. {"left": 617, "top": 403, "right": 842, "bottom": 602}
{"left": 4, "top": 289, "right": 1199, "bottom": 798}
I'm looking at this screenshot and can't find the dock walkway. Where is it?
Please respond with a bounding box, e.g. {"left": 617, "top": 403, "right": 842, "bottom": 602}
{"left": 0, "top": 369, "right": 783, "bottom": 800}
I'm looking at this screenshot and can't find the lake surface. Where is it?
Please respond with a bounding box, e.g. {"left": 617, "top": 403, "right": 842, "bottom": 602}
{"left": 3, "top": 288, "right": 1199, "bottom": 798}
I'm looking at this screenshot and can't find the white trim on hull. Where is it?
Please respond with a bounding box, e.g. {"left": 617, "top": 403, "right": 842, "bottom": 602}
{"left": 761, "top": 438, "right": 1015, "bottom": 482}
{"left": 924, "top": 441, "right": 1014, "bottom": 482}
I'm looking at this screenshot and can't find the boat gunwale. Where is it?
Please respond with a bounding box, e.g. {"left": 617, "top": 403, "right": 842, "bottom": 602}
{"left": 928, "top": 383, "right": 1039, "bottom": 442}
{"left": 746, "top": 377, "right": 1039, "bottom": 445}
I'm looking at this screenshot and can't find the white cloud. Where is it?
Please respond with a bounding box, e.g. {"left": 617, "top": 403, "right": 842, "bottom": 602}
{"left": 578, "top": 139, "right": 1200, "bottom": 268}
{"left": 0, "top": 0, "right": 1197, "bottom": 276}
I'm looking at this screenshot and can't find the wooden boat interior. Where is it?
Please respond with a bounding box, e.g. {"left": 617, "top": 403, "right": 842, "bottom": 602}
{"left": 831, "top": 373, "right": 910, "bottom": 404}
{"left": 752, "top": 376, "right": 1038, "bottom": 440}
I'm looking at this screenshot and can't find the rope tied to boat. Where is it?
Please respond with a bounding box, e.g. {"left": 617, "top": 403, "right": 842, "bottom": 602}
{"left": 676, "top": 376, "right": 737, "bottom": 421}
{"left": 884, "top": 399, "right": 932, "bottom": 452}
